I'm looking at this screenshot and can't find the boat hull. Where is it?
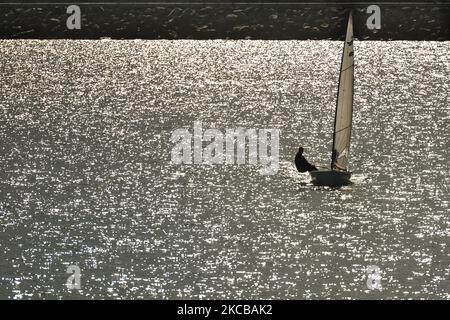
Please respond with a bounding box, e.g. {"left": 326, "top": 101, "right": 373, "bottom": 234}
{"left": 309, "top": 170, "right": 352, "bottom": 187}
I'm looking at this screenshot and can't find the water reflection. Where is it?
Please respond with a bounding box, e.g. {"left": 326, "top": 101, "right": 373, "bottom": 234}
{"left": 0, "top": 40, "right": 448, "bottom": 299}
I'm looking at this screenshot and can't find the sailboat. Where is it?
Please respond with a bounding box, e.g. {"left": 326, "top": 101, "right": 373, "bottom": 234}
{"left": 310, "top": 11, "right": 354, "bottom": 186}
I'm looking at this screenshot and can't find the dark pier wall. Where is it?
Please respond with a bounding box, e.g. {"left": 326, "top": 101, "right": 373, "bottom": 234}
{"left": 0, "top": 1, "right": 449, "bottom": 40}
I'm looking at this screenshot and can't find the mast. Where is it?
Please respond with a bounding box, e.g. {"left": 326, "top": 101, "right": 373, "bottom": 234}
{"left": 331, "top": 11, "right": 354, "bottom": 171}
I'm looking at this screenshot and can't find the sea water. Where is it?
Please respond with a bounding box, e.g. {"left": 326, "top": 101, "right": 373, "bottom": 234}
{"left": 0, "top": 40, "right": 448, "bottom": 299}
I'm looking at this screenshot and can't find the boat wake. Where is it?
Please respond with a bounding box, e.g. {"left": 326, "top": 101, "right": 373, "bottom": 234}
{"left": 351, "top": 173, "right": 369, "bottom": 184}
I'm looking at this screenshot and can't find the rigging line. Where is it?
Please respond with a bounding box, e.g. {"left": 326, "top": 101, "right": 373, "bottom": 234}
{"left": 334, "top": 125, "right": 351, "bottom": 134}
{"left": 340, "top": 64, "right": 354, "bottom": 73}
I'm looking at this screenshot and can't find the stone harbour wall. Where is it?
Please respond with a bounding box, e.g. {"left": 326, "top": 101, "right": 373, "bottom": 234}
{"left": 0, "top": 4, "right": 448, "bottom": 40}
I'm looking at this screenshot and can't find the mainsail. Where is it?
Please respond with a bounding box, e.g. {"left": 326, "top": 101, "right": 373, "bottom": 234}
{"left": 331, "top": 11, "right": 354, "bottom": 171}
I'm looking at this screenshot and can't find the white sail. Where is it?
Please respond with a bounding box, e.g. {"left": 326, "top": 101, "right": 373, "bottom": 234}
{"left": 331, "top": 11, "right": 354, "bottom": 171}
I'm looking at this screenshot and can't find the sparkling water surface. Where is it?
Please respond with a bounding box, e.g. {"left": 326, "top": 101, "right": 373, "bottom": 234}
{"left": 0, "top": 40, "right": 448, "bottom": 299}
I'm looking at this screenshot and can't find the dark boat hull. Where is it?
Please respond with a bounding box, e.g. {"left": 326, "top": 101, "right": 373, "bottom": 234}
{"left": 309, "top": 170, "right": 352, "bottom": 187}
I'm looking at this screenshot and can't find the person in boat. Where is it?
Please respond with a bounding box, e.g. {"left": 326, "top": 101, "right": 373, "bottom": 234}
{"left": 295, "top": 147, "right": 318, "bottom": 172}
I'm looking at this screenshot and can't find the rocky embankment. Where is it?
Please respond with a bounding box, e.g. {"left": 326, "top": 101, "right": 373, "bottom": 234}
{"left": 0, "top": 4, "right": 448, "bottom": 40}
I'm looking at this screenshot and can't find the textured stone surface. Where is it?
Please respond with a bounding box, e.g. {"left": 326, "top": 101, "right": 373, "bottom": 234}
{"left": 0, "top": 4, "right": 448, "bottom": 40}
